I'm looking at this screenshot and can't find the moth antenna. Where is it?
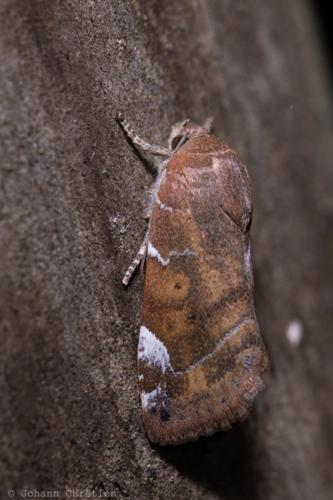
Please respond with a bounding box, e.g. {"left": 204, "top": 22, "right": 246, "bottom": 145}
{"left": 116, "top": 112, "right": 170, "bottom": 157}
{"left": 172, "top": 133, "right": 190, "bottom": 153}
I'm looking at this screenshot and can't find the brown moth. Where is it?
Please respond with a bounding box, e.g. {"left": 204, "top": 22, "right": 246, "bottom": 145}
{"left": 117, "top": 113, "right": 269, "bottom": 445}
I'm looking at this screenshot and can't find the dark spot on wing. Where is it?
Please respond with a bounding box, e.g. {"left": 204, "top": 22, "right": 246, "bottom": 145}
{"left": 148, "top": 406, "right": 157, "bottom": 416}
{"left": 160, "top": 407, "right": 170, "bottom": 423}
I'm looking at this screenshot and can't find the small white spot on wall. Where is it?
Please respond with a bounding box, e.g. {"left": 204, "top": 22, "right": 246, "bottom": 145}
{"left": 286, "top": 319, "right": 303, "bottom": 346}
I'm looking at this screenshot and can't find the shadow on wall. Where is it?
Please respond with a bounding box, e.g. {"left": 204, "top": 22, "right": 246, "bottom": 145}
{"left": 156, "top": 417, "right": 261, "bottom": 499}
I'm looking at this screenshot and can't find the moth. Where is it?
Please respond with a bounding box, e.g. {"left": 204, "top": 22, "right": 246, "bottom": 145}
{"left": 117, "top": 113, "right": 269, "bottom": 445}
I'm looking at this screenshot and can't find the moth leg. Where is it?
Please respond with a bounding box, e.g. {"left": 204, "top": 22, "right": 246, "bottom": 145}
{"left": 143, "top": 165, "right": 168, "bottom": 222}
{"left": 122, "top": 230, "right": 149, "bottom": 286}
{"left": 116, "top": 112, "right": 170, "bottom": 157}
{"left": 117, "top": 112, "right": 168, "bottom": 285}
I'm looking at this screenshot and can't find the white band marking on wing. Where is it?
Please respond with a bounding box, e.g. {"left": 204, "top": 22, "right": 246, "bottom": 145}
{"left": 138, "top": 325, "right": 173, "bottom": 373}
{"left": 147, "top": 241, "right": 196, "bottom": 267}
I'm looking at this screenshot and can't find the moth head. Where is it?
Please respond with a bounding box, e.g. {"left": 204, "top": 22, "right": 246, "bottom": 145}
{"left": 168, "top": 118, "right": 213, "bottom": 151}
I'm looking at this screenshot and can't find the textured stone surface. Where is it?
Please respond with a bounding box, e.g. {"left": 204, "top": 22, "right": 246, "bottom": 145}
{"left": 1, "top": 1, "right": 332, "bottom": 499}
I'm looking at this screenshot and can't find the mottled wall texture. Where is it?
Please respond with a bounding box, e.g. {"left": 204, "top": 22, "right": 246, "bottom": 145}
{"left": 1, "top": 1, "right": 332, "bottom": 499}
